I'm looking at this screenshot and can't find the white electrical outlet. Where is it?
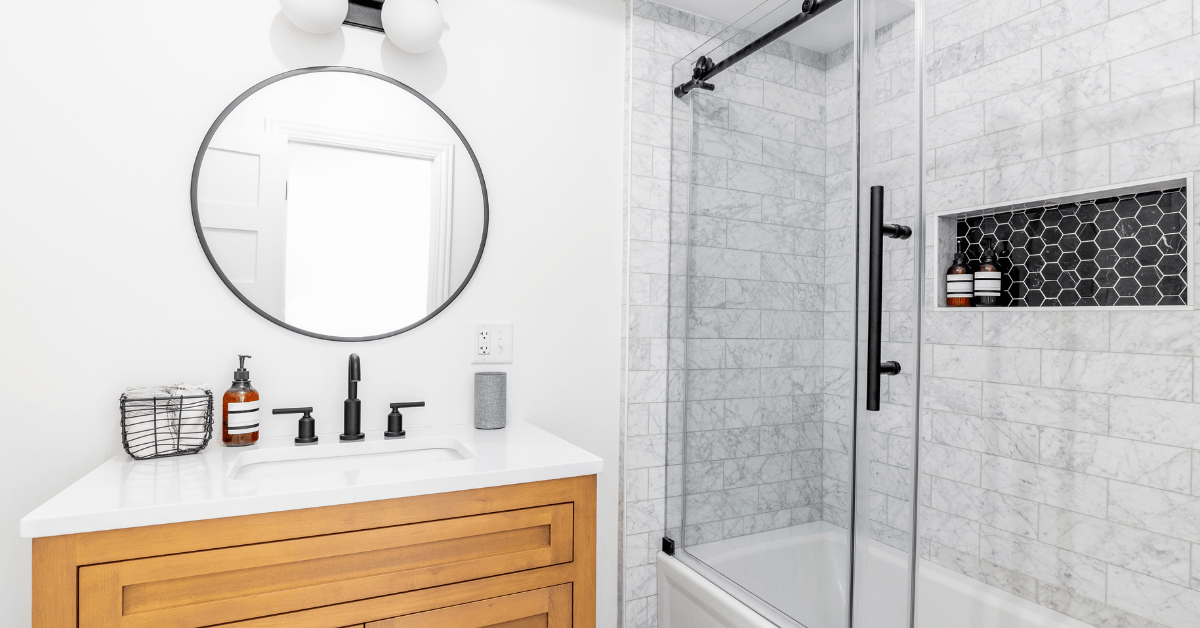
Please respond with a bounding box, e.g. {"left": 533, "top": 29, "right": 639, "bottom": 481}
{"left": 473, "top": 322, "right": 513, "bottom": 364}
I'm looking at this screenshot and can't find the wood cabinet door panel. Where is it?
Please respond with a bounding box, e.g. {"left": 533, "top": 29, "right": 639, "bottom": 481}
{"left": 366, "top": 584, "right": 571, "bottom": 628}
{"left": 78, "top": 504, "right": 573, "bottom": 628}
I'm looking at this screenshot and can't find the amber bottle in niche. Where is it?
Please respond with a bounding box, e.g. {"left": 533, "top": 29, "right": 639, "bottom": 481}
{"left": 222, "top": 355, "right": 260, "bottom": 446}
{"left": 974, "top": 242, "right": 1003, "bottom": 307}
{"left": 946, "top": 250, "right": 973, "bottom": 307}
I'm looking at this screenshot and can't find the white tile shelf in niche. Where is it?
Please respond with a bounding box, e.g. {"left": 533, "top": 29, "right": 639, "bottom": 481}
{"left": 931, "top": 174, "right": 1194, "bottom": 311}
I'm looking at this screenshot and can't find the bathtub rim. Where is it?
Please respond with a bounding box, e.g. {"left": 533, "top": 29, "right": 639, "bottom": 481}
{"left": 661, "top": 548, "right": 811, "bottom": 628}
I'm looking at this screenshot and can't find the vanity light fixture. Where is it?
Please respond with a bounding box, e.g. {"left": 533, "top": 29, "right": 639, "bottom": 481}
{"left": 279, "top": 0, "right": 444, "bottom": 54}
{"left": 280, "top": 0, "right": 349, "bottom": 34}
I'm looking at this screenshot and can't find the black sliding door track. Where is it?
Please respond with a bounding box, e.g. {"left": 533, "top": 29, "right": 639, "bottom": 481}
{"left": 674, "top": 0, "right": 846, "bottom": 97}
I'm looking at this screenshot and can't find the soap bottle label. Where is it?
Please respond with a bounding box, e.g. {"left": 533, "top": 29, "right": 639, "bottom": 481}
{"left": 947, "top": 274, "right": 973, "bottom": 296}
{"left": 974, "top": 271, "right": 1002, "bottom": 303}
{"left": 227, "top": 399, "right": 261, "bottom": 435}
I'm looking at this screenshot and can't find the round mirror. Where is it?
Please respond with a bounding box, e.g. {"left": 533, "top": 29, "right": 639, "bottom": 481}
{"left": 191, "top": 67, "right": 488, "bottom": 341}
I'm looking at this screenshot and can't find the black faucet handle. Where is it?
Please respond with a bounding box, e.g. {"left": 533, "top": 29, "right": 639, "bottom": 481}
{"left": 273, "top": 407, "right": 318, "bottom": 445}
{"left": 385, "top": 402, "right": 424, "bottom": 439}
{"left": 348, "top": 353, "right": 361, "bottom": 382}
{"left": 273, "top": 407, "right": 314, "bottom": 415}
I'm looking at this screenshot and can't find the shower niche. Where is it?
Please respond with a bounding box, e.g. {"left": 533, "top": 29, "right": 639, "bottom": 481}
{"left": 933, "top": 175, "right": 1192, "bottom": 309}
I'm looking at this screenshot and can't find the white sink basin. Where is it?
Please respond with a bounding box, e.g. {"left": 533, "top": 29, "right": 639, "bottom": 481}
{"left": 229, "top": 436, "right": 473, "bottom": 481}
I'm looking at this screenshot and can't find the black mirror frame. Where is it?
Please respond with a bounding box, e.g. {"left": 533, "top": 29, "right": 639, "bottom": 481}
{"left": 190, "top": 66, "right": 489, "bottom": 342}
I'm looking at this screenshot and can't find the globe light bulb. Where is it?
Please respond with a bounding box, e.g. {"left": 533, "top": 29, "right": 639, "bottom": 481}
{"left": 382, "top": 0, "right": 444, "bottom": 54}
{"left": 280, "top": 0, "right": 349, "bottom": 35}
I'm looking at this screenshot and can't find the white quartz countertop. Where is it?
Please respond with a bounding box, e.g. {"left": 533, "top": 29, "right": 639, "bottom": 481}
{"left": 21, "top": 422, "right": 603, "bottom": 538}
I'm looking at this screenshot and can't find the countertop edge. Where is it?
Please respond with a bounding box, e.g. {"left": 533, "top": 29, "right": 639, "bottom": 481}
{"left": 20, "top": 460, "right": 603, "bottom": 539}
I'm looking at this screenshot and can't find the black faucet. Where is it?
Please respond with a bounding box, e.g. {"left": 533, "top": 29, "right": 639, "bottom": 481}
{"left": 341, "top": 353, "right": 365, "bottom": 442}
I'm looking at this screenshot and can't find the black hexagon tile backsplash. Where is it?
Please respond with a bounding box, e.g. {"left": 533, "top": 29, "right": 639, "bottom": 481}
{"left": 956, "top": 187, "right": 1188, "bottom": 307}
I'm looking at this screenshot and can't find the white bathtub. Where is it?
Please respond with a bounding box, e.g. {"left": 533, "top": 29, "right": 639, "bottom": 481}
{"left": 658, "top": 521, "right": 1093, "bottom": 628}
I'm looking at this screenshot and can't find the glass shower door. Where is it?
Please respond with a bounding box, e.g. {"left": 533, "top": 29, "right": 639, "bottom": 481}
{"left": 663, "top": 0, "right": 922, "bottom": 626}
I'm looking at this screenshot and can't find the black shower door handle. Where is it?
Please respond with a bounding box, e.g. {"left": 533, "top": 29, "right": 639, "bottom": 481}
{"left": 867, "top": 185, "right": 912, "bottom": 411}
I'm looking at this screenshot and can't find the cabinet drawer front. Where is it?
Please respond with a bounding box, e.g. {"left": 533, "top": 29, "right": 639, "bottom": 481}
{"left": 366, "top": 584, "right": 571, "bottom": 628}
{"left": 79, "top": 504, "right": 573, "bottom": 628}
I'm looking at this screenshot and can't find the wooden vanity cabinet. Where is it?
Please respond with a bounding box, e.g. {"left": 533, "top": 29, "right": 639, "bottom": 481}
{"left": 33, "top": 476, "right": 595, "bottom": 628}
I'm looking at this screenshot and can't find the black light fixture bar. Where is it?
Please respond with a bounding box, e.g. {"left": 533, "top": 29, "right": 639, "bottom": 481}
{"left": 345, "top": 0, "right": 384, "bottom": 32}
{"left": 674, "top": 0, "right": 846, "bottom": 97}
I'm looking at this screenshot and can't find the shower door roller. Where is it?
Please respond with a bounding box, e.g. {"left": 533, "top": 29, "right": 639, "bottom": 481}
{"left": 867, "top": 185, "right": 911, "bottom": 411}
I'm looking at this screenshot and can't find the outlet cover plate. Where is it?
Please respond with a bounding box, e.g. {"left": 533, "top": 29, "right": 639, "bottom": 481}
{"left": 473, "top": 322, "right": 513, "bottom": 364}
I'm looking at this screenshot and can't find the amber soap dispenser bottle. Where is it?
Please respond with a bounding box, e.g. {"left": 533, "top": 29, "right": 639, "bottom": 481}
{"left": 223, "top": 355, "right": 260, "bottom": 446}
{"left": 946, "top": 250, "right": 973, "bottom": 307}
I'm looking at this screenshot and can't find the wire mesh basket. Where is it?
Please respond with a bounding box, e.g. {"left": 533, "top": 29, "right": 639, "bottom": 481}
{"left": 120, "top": 391, "right": 214, "bottom": 460}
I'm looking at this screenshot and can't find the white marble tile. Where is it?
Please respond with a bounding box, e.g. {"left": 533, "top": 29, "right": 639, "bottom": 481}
{"left": 727, "top": 161, "right": 794, "bottom": 198}
{"left": 1111, "top": 124, "right": 1200, "bottom": 183}
{"left": 689, "top": 369, "right": 760, "bottom": 401}
{"left": 924, "top": 376, "right": 983, "bottom": 415}
{"left": 760, "top": 253, "right": 822, "bottom": 284}
{"left": 1042, "top": 350, "right": 1193, "bottom": 402}
{"left": 1111, "top": 311, "right": 1200, "bottom": 357}
{"left": 761, "top": 197, "right": 824, "bottom": 229}
{"left": 689, "top": 308, "right": 760, "bottom": 339}
{"left": 1107, "top": 564, "right": 1200, "bottom": 628}
{"left": 1040, "top": 428, "right": 1192, "bottom": 492}
{"left": 690, "top": 246, "right": 761, "bottom": 280}
{"left": 923, "top": 507, "right": 981, "bottom": 554}
{"left": 925, "top": 310, "right": 984, "bottom": 345}
{"left": 1037, "top": 582, "right": 1169, "bottom": 628}
{"left": 762, "top": 139, "right": 824, "bottom": 176}
{"left": 1109, "top": 481, "right": 1200, "bottom": 544}
{"left": 982, "top": 383, "right": 1108, "bottom": 434}
{"left": 932, "top": 344, "right": 1040, "bottom": 386}
{"left": 728, "top": 102, "right": 794, "bottom": 142}
{"left": 626, "top": 497, "right": 666, "bottom": 534}
{"left": 932, "top": 476, "right": 1039, "bottom": 538}
{"left": 981, "top": 560, "right": 1039, "bottom": 602}
{"left": 982, "top": 455, "right": 1108, "bottom": 517}
{"left": 631, "top": 174, "right": 670, "bottom": 211}
{"left": 762, "top": 81, "right": 823, "bottom": 122}
{"left": 1042, "top": 0, "right": 1193, "bottom": 79}
{"left": 927, "top": 103, "right": 985, "bottom": 149}
{"left": 936, "top": 122, "right": 1043, "bottom": 179}
{"left": 924, "top": 441, "right": 983, "bottom": 484}
{"left": 692, "top": 185, "right": 762, "bottom": 221}
{"left": 932, "top": 0, "right": 1040, "bottom": 51}
{"left": 927, "top": 34, "right": 984, "bottom": 85}
{"left": 982, "top": 310, "right": 1110, "bottom": 351}
{"left": 712, "top": 71, "right": 766, "bottom": 108}
{"left": 984, "top": 64, "right": 1110, "bottom": 134}
{"left": 935, "top": 48, "right": 1041, "bottom": 114}
{"left": 930, "top": 410, "right": 1039, "bottom": 462}
{"left": 926, "top": 537, "right": 984, "bottom": 578}
{"left": 652, "top": 20, "right": 709, "bottom": 58}
{"left": 1039, "top": 504, "right": 1192, "bottom": 586}
{"left": 984, "top": 145, "right": 1110, "bottom": 204}
{"left": 981, "top": 526, "right": 1107, "bottom": 599}
{"left": 632, "top": 46, "right": 677, "bottom": 86}
{"left": 982, "top": 0, "right": 1109, "bottom": 65}
{"left": 726, "top": 221, "right": 793, "bottom": 255}
{"left": 1044, "top": 83, "right": 1195, "bottom": 156}
{"left": 695, "top": 125, "right": 763, "bottom": 163}
{"left": 927, "top": 171, "right": 985, "bottom": 211}
{"left": 1110, "top": 33, "right": 1200, "bottom": 99}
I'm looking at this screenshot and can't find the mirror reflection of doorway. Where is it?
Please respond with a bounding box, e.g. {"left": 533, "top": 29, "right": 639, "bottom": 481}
{"left": 285, "top": 140, "right": 436, "bottom": 336}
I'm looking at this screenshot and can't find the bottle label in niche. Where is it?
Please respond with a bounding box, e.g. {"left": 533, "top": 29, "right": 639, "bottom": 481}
{"left": 974, "top": 271, "right": 1002, "bottom": 296}
{"left": 227, "top": 400, "right": 260, "bottom": 434}
{"left": 947, "top": 275, "right": 973, "bottom": 295}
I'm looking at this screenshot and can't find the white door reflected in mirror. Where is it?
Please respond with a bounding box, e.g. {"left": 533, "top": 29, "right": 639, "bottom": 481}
{"left": 193, "top": 68, "right": 487, "bottom": 340}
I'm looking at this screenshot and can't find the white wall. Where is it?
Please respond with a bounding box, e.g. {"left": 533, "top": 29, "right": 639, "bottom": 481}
{"left": 0, "top": 1, "right": 625, "bottom": 625}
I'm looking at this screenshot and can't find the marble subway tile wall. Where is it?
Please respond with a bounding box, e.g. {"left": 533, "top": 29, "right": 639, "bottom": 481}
{"left": 922, "top": 0, "right": 1200, "bottom": 626}
{"left": 679, "top": 31, "right": 833, "bottom": 547}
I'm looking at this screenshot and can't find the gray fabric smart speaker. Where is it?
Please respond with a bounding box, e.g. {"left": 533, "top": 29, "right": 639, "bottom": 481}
{"left": 474, "top": 372, "right": 507, "bottom": 429}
